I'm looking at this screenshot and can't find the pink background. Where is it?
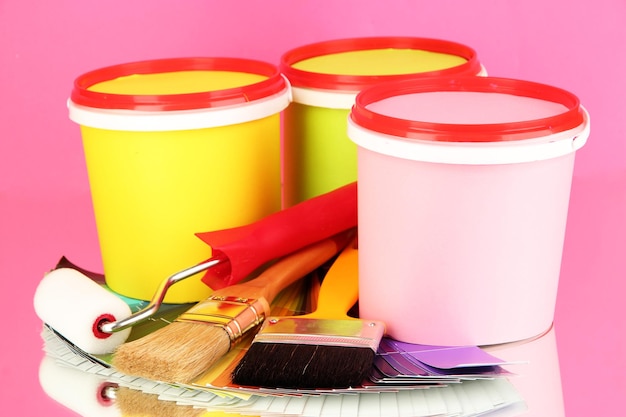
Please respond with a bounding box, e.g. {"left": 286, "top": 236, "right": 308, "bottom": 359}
{"left": 1, "top": 1, "right": 624, "bottom": 415}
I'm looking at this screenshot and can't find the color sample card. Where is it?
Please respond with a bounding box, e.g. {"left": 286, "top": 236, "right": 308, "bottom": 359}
{"left": 371, "top": 338, "right": 516, "bottom": 384}
{"left": 384, "top": 338, "right": 516, "bottom": 369}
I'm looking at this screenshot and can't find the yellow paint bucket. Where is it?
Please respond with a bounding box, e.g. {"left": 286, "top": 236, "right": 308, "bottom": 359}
{"left": 69, "top": 58, "right": 290, "bottom": 303}
{"left": 280, "top": 37, "right": 486, "bottom": 207}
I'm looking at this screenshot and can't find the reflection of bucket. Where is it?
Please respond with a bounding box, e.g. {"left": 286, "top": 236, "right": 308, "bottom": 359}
{"left": 280, "top": 37, "right": 486, "bottom": 207}
{"left": 69, "top": 58, "right": 290, "bottom": 303}
{"left": 348, "top": 76, "right": 590, "bottom": 346}
{"left": 484, "top": 325, "right": 564, "bottom": 416}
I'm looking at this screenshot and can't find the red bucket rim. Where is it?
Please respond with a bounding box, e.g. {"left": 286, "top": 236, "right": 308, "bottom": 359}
{"left": 70, "top": 57, "right": 288, "bottom": 111}
{"left": 280, "top": 37, "right": 482, "bottom": 91}
{"left": 350, "top": 76, "right": 584, "bottom": 142}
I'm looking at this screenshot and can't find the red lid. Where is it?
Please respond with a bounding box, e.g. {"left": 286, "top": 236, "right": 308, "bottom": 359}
{"left": 350, "top": 76, "right": 585, "bottom": 142}
{"left": 280, "top": 37, "right": 482, "bottom": 91}
{"left": 71, "top": 57, "right": 287, "bottom": 111}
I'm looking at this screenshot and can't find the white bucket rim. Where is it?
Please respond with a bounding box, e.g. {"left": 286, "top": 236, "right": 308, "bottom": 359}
{"left": 347, "top": 106, "right": 590, "bottom": 165}
{"left": 289, "top": 65, "right": 488, "bottom": 109}
{"left": 68, "top": 87, "right": 291, "bottom": 132}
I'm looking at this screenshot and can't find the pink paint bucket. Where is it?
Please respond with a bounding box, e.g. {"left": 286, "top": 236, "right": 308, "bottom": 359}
{"left": 348, "top": 76, "right": 590, "bottom": 346}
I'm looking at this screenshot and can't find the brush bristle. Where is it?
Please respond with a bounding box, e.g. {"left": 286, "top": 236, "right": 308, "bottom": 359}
{"left": 113, "top": 322, "right": 230, "bottom": 384}
{"left": 232, "top": 342, "right": 375, "bottom": 389}
{"left": 115, "top": 386, "right": 204, "bottom": 417}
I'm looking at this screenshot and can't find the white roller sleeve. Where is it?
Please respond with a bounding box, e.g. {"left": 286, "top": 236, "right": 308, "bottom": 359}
{"left": 39, "top": 355, "right": 121, "bottom": 417}
{"left": 34, "top": 268, "right": 132, "bottom": 354}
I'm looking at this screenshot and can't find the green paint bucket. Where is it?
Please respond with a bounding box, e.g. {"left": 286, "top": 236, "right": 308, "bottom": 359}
{"left": 280, "top": 37, "right": 486, "bottom": 207}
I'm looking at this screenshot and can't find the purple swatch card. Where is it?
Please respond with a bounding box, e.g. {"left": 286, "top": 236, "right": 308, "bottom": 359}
{"left": 382, "top": 338, "right": 510, "bottom": 370}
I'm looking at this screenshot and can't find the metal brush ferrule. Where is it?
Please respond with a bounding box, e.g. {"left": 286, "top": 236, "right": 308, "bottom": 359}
{"left": 175, "top": 296, "right": 270, "bottom": 346}
{"left": 252, "top": 317, "right": 386, "bottom": 351}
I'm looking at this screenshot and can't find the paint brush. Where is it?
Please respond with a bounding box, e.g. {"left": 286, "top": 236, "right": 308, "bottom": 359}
{"left": 111, "top": 232, "right": 352, "bottom": 385}
{"left": 231, "top": 237, "right": 386, "bottom": 389}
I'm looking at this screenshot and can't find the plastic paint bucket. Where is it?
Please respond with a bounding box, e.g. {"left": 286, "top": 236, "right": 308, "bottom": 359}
{"left": 280, "top": 37, "right": 486, "bottom": 207}
{"left": 69, "top": 57, "right": 290, "bottom": 303}
{"left": 348, "top": 76, "right": 590, "bottom": 346}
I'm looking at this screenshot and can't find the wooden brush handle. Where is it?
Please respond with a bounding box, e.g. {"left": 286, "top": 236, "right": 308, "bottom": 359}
{"left": 212, "top": 231, "right": 353, "bottom": 304}
{"left": 306, "top": 237, "right": 359, "bottom": 320}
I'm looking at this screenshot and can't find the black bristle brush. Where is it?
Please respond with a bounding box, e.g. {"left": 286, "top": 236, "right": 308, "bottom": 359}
{"left": 112, "top": 232, "right": 352, "bottom": 385}
{"left": 232, "top": 237, "right": 385, "bottom": 389}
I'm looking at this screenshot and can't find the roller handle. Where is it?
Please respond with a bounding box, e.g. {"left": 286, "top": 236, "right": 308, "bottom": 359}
{"left": 197, "top": 182, "right": 357, "bottom": 289}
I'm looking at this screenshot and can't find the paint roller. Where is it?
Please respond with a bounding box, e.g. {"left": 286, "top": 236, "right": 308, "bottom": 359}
{"left": 39, "top": 355, "right": 208, "bottom": 417}
{"left": 34, "top": 267, "right": 134, "bottom": 355}
{"left": 39, "top": 355, "right": 120, "bottom": 417}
